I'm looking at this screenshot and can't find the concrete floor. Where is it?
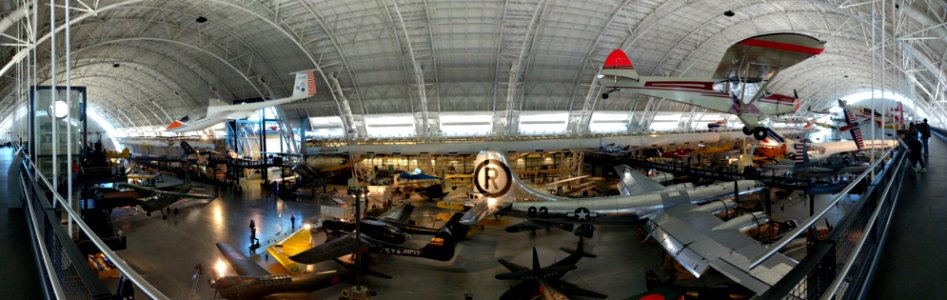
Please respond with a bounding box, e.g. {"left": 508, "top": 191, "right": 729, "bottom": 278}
{"left": 110, "top": 178, "right": 752, "bottom": 299}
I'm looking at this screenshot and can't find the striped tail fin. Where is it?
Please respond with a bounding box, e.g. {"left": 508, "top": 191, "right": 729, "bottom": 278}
{"left": 765, "top": 128, "right": 784, "bottom": 143}
{"left": 291, "top": 70, "right": 317, "bottom": 99}
{"left": 842, "top": 108, "right": 865, "bottom": 150}
{"left": 793, "top": 140, "right": 809, "bottom": 164}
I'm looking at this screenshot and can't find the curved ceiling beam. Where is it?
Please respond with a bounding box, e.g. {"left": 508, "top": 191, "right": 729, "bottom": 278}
{"left": 87, "top": 6, "right": 285, "bottom": 88}
{"left": 77, "top": 81, "right": 163, "bottom": 126}
{"left": 22, "top": 34, "right": 233, "bottom": 108}
{"left": 31, "top": 58, "right": 198, "bottom": 113}
{"left": 567, "top": 0, "right": 634, "bottom": 134}
{"left": 91, "top": 37, "right": 265, "bottom": 99}
{"left": 69, "top": 43, "right": 228, "bottom": 103}
{"left": 386, "top": 0, "right": 430, "bottom": 136}
{"left": 200, "top": 0, "right": 353, "bottom": 137}
{"left": 285, "top": 0, "right": 367, "bottom": 113}
{"left": 85, "top": 89, "right": 144, "bottom": 128}
{"left": 65, "top": 60, "right": 198, "bottom": 112}
{"left": 67, "top": 73, "right": 174, "bottom": 122}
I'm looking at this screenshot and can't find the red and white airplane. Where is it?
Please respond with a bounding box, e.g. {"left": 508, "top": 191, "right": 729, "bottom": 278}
{"left": 598, "top": 33, "right": 825, "bottom": 140}
{"left": 166, "top": 71, "right": 317, "bottom": 133}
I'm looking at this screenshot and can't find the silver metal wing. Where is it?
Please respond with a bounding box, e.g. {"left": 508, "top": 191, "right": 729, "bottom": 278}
{"left": 648, "top": 203, "right": 797, "bottom": 295}
{"left": 614, "top": 165, "right": 667, "bottom": 196}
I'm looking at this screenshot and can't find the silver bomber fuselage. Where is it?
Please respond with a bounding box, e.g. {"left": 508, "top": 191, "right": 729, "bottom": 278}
{"left": 506, "top": 179, "right": 761, "bottom": 223}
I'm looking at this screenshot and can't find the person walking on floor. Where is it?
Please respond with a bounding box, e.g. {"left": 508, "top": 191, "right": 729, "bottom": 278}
{"left": 904, "top": 124, "right": 926, "bottom": 172}
{"left": 917, "top": 118, "right": 932, "bottom": 155}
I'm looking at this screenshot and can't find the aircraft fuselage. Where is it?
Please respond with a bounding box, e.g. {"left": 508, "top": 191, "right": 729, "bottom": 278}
{"left": 601, "top": 75, "right": 798, "bottom": 127}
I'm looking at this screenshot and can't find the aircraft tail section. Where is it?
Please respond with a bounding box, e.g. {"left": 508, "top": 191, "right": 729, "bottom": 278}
{"left": 418, "top": 212, "right": 468, "bottom": 261}
{"left": 180, "top": 141, "right": 198, "bottom": 156}
{"left": 553, "top": 239, "right": 597, "bottom": 268}
{"left": 290, "top": 70, "right": 317, "bottom": 100}
{"left": 765, "top": 128, "right": 785, "bottom": 143}
{"left": 600, "top": 49, "right": 639, "bottom": 80}
{"left": 792, "top": 140, "right": 810, "bottom": 165}
{"left": 840, "top": 100, "right": 865, "bottom": 150}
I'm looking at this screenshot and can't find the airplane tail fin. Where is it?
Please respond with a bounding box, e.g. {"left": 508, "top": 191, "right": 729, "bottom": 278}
{"left": 793, "top": 140, "right": 810, "bottom": 164}
{"left": 551, "top": 238, "right": 598, "bottom": 268}
{"left": 840, "top": 101, "right": 865, "bottom": 150}
{"left": 765, "top": 128, "right": 785, "bottom": 143}
{"left": 472, "top": 150, "right": 520, "bottom": 206}
{"left": 418, "top": 212, "right": 468, "bottom": 261}
{"left": 600, "top": 49, "right": 639, "bottom": 81}
{"left": 180, "top": 141, "right": 197, "bottom": 156}
{"left": 290, "top": 70, "right": 317, "bottom": 99}
{"left": 559, "top": 239, "right": 597, "bottom": 259}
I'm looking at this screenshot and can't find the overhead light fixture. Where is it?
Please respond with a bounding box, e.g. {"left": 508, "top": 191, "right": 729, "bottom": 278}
{"left": 723, "top": 10, "right": 735, "bottom": 17}
{"left": 196, "top": 16, "right": 208, "bottom": 23}
{"left": 51, "top": 100, "right": 68, "bottom": 119}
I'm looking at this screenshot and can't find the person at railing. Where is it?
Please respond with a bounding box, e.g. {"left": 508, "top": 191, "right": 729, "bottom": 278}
{"left": 902, "top": 125, "right": 926, "bottom": 173}
{"left": 917, "top": 118, "right": 931, "bottom": 155}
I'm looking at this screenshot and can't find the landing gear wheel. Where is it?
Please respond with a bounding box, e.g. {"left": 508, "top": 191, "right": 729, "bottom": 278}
{"left": 752, "top": 127, "right": 768, "bottom": 140}
{"left": 742, "top": 126, "right": 752, "bottom": 135}
{"left": 146, "top": 211, "right": 152, "bottom": 217}
{"left": 601, "top": 93, "right": 609, "bottom": 99}
{"left": 162, "top": 215, "right": 168, "bottom": 220}
{"left": 173, "top": 208, "right": 179, "bottom": 215}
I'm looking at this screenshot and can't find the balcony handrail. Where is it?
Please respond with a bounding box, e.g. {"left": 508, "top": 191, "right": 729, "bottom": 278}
{"left": 819, "top": 151, "right": 906, "bottom": 299}
{"left": 19, "top": 170, "right": 66, "bottom": 300}
{"left": 20, "top": 148, "right": 170, "bottom": 300}
{"left": 748, "top": 146, "right": 896, "bottom": 269}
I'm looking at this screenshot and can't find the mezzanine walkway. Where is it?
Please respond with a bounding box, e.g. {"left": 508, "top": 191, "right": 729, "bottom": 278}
{"left": 868, "top": 132, "right": 947, "bottom": 298}
{"left": 0, "top": 147, "right": 42, "bottom": 298}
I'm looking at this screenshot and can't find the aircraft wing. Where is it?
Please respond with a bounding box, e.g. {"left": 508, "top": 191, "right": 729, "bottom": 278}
{"left": 380, "top": 203, "right": 415, "bottom": 224}
{"left": 289, "top": 235, "right": 359, "bottom": 265}
{"left": 497, "top": 258, "right": 530, "bottom": 273}
{"left": 648, "top": 204, "right": 796, "bottom": 295}
{"left": 614, "top": 165, "right": 666, "bottom": 196}
{"left": 216, "top": 242, "right": 269, "bottom": 277}
{"left": 459, "top": 202, "right": 507, "bottom": 225}
{"left": 713, "top": 33, "right": 824, "bottom": 82}
{"left": 117, "top": 184, "right": 214, "bottom": 199}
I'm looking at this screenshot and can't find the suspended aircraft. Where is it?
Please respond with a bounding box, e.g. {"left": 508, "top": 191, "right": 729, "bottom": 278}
{"left": 598, "top": 33, "right": 825, "bottom": 140}
{"left": 166, "top": 70, "right": 317, "bottom": 133}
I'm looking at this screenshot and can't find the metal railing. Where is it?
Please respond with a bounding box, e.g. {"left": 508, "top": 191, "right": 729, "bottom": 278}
{"left": 760, "top": 145, "right": 908, "bottom": 299}
{"left": 17, "top": 146, "right": 170, "bottom": 300}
